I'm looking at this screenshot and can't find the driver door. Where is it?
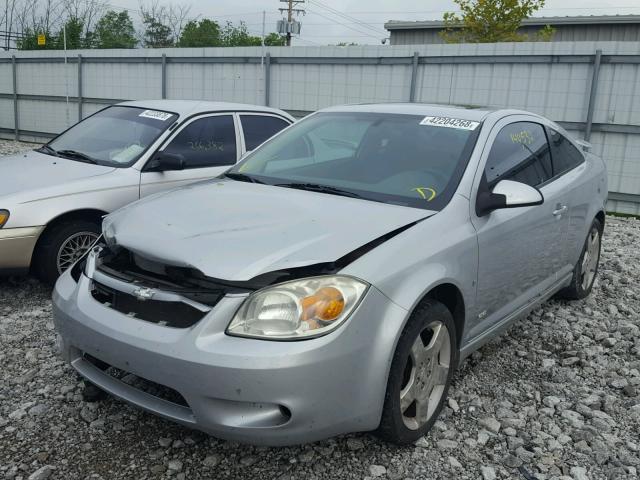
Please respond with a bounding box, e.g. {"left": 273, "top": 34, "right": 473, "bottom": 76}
{"left": 466, "top": 119, "right": 570, "bottom": 341}
{"left": 140, "top": 113, "right": 241, "bottom": 198}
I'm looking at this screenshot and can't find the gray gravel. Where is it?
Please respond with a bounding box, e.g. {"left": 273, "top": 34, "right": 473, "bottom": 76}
{"left": 0, "top": 139, "right": 39, "bottom": 156}
{"left": 1, "top": 139, "right": 640, "bottom": 479}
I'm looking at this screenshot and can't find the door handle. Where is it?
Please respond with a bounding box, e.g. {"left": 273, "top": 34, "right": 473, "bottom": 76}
{"left": 553, "top": 205, "right": 568, "bottom": 216}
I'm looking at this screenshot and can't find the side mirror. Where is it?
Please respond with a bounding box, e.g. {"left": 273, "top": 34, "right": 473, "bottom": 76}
{"left": 477, "top": 179, "right": 544, "bottom": 216}
{"left": 145, "top": 152, "right": 185, "bottom": 172}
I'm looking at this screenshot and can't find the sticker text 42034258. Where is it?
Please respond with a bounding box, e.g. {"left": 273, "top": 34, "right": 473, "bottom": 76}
{"left": 420, "top": 116, "right": 480, "bottom": 131}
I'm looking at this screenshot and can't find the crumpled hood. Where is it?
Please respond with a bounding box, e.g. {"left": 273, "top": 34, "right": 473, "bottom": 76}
{"left": 106, "top": 179, "right": 434, "bottom": 281}
{"left": 0, "top": 150, "right": 115, "bottom": 201}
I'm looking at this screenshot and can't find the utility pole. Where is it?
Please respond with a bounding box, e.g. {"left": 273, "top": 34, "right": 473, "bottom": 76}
{"left": 278, "top": 0, "right": 305, "bottom": 46}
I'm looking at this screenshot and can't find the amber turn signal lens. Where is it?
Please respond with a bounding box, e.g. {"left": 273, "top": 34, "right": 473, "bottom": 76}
{"left": 301, "top": 287, "right": 345, "bottom": 324}
{"left": 0, "top": 210, "right": 9, "bottom": 228}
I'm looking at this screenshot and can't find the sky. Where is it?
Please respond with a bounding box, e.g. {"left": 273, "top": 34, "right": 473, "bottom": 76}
{"left": 106, "top": 0, "right": 640, "bottom": 46}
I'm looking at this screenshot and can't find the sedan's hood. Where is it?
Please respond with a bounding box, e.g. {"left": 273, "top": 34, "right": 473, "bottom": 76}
{"left": 0, "top": 150, "right": 115, "bottom": 200}
{"left": 107, "top": 179, "right": 434, "bottom": 281}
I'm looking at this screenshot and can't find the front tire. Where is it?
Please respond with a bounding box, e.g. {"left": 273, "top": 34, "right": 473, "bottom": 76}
{"left": 33, "top": 220, "right": 100, "bottom": 285}
{"left": 556, "top": 218, "right": 602, "bottom": 300}
{"left": 376, "top": 300, "right": 458, "bottom": 444}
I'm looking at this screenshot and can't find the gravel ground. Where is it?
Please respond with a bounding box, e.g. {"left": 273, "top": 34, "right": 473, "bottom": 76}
{"left": 1, "top": 139, "right": 640, "bottom": 480}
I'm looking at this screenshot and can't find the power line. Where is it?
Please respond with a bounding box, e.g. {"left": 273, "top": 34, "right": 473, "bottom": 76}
{"left": 305, "top": 7, "right": 383, "bottom": 41}
{"left": 306, "top": 0, "right": 386, "bottom": 35}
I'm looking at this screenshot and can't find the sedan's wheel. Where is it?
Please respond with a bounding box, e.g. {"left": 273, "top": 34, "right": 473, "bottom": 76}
{"left": 580, "top": 227, "right": 600, "bottom": 291}
{"left": 56, "top": 231, "right": 99, "bottom": 274}
{"left": 556, "top": 217, "right": 603, "bottom": 300}
{"left": 33, "top": 220, "right": 101, "bottom": 286}
{"left": 377, "top": 300, "right": 458, "bottom": 444}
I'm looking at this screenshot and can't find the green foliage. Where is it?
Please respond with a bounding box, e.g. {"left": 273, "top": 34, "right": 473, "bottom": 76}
{"left": 93, "top": 11, "right": 137, "bottom": 48}
{"left": 177, "top": 19, "right": 221, "bottom": 47}
{"left": 220, "top": 21, "right": 262, "bottom": 47}
{"left": 264, "top": 32, "right": 286, "bottom": 46}
{"left": 54, "top": 17, "right": 86, "bottom": 49}
{"left": 142, "top": 13, "right": 174, "bottom": 48}
{"left": 440, "top": 0, "right": 554, "bottom": 43}
{"left": 18, "top": 17, "right": 90, "bottom": 50}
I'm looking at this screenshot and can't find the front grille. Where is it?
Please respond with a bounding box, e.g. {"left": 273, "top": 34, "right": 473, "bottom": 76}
{"left": 91, "top": 280, "right": 207, "bottom": 328}
{"left": 84, "top": 353, "right": 190, "bottom": 408}
{"left": 86, "top": 244, "right": 250, "bottom": 329}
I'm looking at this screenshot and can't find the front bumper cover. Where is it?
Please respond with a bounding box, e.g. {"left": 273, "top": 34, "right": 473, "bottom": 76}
{"left": 0, "top": 226, "right": 44, "bottom": 274}
{"left": 52, "top": 267, "right": 410, "bottom": 446}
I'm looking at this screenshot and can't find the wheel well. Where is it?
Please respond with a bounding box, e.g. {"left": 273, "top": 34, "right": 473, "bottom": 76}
{"left": 595, "top": 210, "right": 605, "bottom": 230}
{"left": 424, "top": 283, "right": 465, "bottom": 348}
{"left": 32, "top": 209, "right": 106, "bottom": 259}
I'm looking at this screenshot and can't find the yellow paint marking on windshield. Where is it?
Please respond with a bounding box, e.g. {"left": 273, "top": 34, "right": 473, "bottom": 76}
{"left": 412, "top": 187, "right": 437, "bottom": 201}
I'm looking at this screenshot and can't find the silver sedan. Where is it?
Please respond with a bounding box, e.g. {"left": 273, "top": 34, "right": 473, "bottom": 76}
{"left": 53, "top": 103, "right": 607, "bottom": 445}
{"left": 0, "top": 100, "right": 293, "bottom": 283}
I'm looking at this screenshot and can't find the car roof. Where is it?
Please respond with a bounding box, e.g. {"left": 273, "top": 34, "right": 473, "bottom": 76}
{"left": 116, "top": 99, "right": 294, "bottom": 120}
{"left": 318, "top": 103, "right": 502, "bottom": 122}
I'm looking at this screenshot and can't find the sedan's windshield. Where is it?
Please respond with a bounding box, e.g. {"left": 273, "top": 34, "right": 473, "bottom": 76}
{"left": 45, "top": 106, "right": 178, "bottom": 167}
{"left": 229, "top": 112, "right": 480, "bottom": 210}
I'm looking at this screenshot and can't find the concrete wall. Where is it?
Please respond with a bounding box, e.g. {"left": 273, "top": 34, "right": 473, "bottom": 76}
{"left": 1, "top": 42, "right": 640, "bottom": 214}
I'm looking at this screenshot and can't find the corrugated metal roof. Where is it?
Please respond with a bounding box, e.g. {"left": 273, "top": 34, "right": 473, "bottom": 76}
{"left": 385, "top": 15, "right": 640, "bottom": 31}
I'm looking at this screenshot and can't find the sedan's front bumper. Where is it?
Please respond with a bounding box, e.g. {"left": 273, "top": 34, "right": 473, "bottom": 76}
{"left": 52, "top": 270, "right": 410, "bottom": 446}
{"left": 0, "top": 226, "right": 44, "bottom": 275}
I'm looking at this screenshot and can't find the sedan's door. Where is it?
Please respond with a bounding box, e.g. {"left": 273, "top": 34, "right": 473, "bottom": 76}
{"left": 140, "top": 113, "right": 240, "bottom": 198}
{"left": 466, "top": 119, "right": 570, "bottom": 341}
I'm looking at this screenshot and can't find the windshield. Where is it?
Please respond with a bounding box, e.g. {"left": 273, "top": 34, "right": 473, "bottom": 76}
{"left": 229, "top": 112, "right": 480, "bottom": 210}
{"left": 46, "top": 106, "right": 178, "bottom": 167}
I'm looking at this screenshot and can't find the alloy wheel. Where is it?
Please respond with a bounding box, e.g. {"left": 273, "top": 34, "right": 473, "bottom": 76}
{"left": 399, "top": 321, "right": 451, "bottom": 430}
{"left": 580, "top": 227, "right": 600, "bottom": 291}
{"left": 56, "top": 231, "right": 99, "bottom": 274}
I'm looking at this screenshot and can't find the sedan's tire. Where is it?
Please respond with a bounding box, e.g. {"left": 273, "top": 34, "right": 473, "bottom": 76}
{"left": 33, "top": 220, "right": 101, "bottom": 285}
{"left": 376, "top": 299, "right": 458, "bottom": 445}
{"left": 556, "top": 218, "right": 603, "bottom": 300}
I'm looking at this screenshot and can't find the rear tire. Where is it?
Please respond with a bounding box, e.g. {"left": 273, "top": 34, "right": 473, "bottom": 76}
{"left": 556, "top": 218, "right": 602, "bottom": 300}
{"left": 376, "top": 300, "right": 458, "bottom": 445}
{"left": 33, "top": 220, "right": 100, "bottom": 285}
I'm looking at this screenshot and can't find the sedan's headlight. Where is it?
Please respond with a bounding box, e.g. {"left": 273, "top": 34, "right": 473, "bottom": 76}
{"left": 227, "top": 276, "right": 368, "bottom": 340}
{"left": 0, "top": 210, "right": 9, "bottom": 228}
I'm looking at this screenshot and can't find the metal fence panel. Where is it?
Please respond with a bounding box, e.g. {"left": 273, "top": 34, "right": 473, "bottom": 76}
{"left": 2, "top": 41, "right": 640, "bottom": 213}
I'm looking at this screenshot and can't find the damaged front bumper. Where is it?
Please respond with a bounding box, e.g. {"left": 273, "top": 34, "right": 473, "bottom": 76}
{"left": 52, "top": 249, "right": 410, "bottom": 446}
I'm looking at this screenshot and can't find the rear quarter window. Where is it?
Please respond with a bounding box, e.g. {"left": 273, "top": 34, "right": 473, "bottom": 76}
{"left": 547, "top": 128, "right": 585, "bottom": 176}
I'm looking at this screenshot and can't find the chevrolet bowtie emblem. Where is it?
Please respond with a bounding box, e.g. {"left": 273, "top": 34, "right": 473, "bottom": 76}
{"left": 132, "top": 287, "right": 155, "bottom": 301}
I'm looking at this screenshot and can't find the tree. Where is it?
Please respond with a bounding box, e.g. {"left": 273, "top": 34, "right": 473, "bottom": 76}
{"left": 264, "top": 32, "right": 286, "bottom": 46}
{"left": 440, "top": 0, "right": 554, "bottom": 43}
{"left": 93, "top": 10, "right": 136, "bottom": 48}
{"left": 54, "top": 16, "right": 85, "bottom": 49}
{"left": 177, "top": 18, "right": 221, "bottom": 47}
{"left": 220, "top": 21, "right": 261, "bottom": 47}
{"left": 142, "top": 13, "right": 173, "bottom": 47}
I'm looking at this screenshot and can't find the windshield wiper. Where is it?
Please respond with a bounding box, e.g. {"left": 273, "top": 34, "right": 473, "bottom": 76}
{"left": 223, "top": 172, "right": 264, "bottom": 184}
{"left": 275, "top": 182, "right": 365, "bottom": 200}
{"left": 36, "top": 145, "right": 59, "bottom": 157}
{"left": 56, "top": 149, "right": 99, "bottom": 164}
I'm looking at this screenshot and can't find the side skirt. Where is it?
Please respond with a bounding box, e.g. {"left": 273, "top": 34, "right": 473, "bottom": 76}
{"left": 458, "top": 272, "right": 573, "bottom": 366}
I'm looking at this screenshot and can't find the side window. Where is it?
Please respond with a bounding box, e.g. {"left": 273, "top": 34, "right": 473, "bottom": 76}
{"left": 547, "top": 128, "right": 585, "bottom": 175}
{"left": 241, "top": 115, "right": 290, "bottom": 151}
{"left": 163, "top": 115, "right": 237, "bottom": 168}
{"left": 485, "top": 122, "right": 552, "bottom": 188}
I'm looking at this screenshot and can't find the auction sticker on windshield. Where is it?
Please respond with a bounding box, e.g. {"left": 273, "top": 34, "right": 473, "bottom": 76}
{"left": 139, "top": 110, "right": 173, "bottom": 121}
{"left": 420, "top": 116, "right": 479, "bottom": 130}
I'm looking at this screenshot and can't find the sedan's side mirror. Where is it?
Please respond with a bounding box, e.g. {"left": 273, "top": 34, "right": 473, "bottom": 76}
{"left": 477, "top": 179, "right": 544, "bottom": 216}
{"left": 145, "top": 152, "right": 185, "bottom": 172}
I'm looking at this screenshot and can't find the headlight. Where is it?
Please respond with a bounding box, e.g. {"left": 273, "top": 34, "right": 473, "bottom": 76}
{"left": 102, "top": 216, "right": 116, "bottom": 246}
{"left": 227, "top": 276, "right": 368, "bottom": 340}
{"left": 0, "top": 210, "right": 9, "bottom": 228}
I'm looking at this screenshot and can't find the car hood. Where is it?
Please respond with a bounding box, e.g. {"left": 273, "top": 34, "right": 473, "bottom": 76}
{"left": 106, "top": 179, "right": 434, "bottom": 281}
{"left": 0, "top": 150, "right": 115, "bottom": 200}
